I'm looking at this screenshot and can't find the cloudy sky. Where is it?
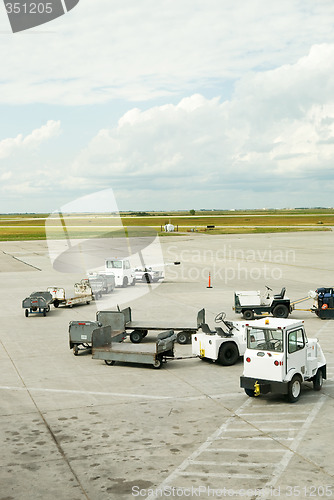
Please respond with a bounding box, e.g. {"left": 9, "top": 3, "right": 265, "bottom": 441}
{"left": 1, "top": 0, "right": 334, "bottom": 212}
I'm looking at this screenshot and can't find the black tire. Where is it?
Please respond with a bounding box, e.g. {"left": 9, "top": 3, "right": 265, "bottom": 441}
{"left": 273, "top": 304, "right": 289, "bottom": 318}
{"left": 43, "top": 309, "right": 46, "bottom": 317}
{"left": 86, "top": 301, "right": 90, "bottom": 305}
{"left": 153, "top": 357, "right": 162, "bottom": 369}
{"left": 53, "top": 300, "right": 59, "bottom": 308}
{"left": 130, "top": 330, "right": 143, "bottom": 343}
{"left": 217, "top": 342, "right": 239, "bottom": 366}
{"left": 244, "top": 388, "right": 255, "bottom": 397}
{"left": 73, "top": 346, "right": 79, "bottom": 356}
{"left": 177, "top": 331, "right": 189, "bottom": 344}
{"left": 46, "top": 305, "right": 50, "bottom": 313}
{"left": 313, "top": 369, "right": 323, "bottom": 391}
{"left": 25, "top": 309, "right": 29, "bottom": 317}
{"left": 287, "top": 375, "right": 302, "bottom": 403}
{"left": 243, "top": 309, "right": 254, "bottom": 320}
{"left": 142, "top": 274, "right": 152, "bottom": 283}
{"left": 105, "top": 360, "right": 116, "bottom": 366}
{"left": 123, "top": 277, "right": 128, "bottom": 288}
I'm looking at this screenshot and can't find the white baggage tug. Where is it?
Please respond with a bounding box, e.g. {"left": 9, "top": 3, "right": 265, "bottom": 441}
{"left": 240, "top": 318, "right": 326, "bottom": 402}
{"left": 192, "top": 312, "right": 247, "bottom": 365}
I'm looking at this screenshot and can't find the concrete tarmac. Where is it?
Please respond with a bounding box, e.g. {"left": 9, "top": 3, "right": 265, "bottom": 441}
{"left": 0, "top": 232, "right": 333, "bottom": 499}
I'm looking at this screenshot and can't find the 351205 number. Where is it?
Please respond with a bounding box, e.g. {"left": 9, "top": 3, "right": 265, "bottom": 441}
{"left": 5, "top": 3, "right": 53, "bottom": 14}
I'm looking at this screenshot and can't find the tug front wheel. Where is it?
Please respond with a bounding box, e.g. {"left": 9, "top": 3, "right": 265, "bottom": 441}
{"left": 287, "top": 375, "right": 302, "bottom": 403}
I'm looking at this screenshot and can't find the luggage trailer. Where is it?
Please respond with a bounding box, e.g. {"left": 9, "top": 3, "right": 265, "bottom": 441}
{"left": 96, "top": 307, "right": 206, "bottom": 345}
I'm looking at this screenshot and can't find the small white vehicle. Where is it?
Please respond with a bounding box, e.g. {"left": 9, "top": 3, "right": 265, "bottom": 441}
{"left": 234, "top": 286, "right": 291, "bottom": 320}
{"left": 192, "top": 312, "right": 247, "bottom": 365}
{"left": 134, "top": 266, "right": 164, "bottom": 283}
{"left": 240, "top": 318, "right": 326, "bottom": 402}
{"left": 104, "top": 258, "right": 136, "bottom": 287}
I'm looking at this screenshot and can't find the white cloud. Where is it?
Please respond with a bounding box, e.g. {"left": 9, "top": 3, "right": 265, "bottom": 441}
{"left": 63, "top": 43, "right": 334, "bottom": 209}
{"left": 2, "top": 32, "right": 334, "bottom": 210}
{"left": 0, "top": 120, "right": 61, "bottom": 159}
{"left": 1, "top": 1, "right": 334, "bottom": 104}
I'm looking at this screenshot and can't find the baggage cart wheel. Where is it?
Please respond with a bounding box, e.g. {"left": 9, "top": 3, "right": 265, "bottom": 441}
{"left": 313, "top": 369, "right": 323, "bottom": 391}
{"left": 86, "top": 301, "right": 90, "bottom": 305}
{"left": 177, "top": 331, "right": 190, "bottom": 344}
{"left": 43, "top": 309, "right": 47, "bottom": 317}
{"left": 46, "top": 305, "right": 50, "bottom": 313}
{"left": 130, "top": 330, "right": 143, "bottom": 343}
{"left": 73, "top": 346, "right": 79, "bottom": 356}
{"left": 105, "top": 360, "right": 116, "bottom": 366}
{"left": 243, "top": 309, "right": 254, "bottom": 320}
{"left": 244, "top": 388, "right": 255, "bottom": 397}
{"left": 153, "top": 357, "right": 162, "bottom": 369}
{"left": 53, "top": 300, "right": 59, "bottom": 308}
{"left": 287, "top": 375, "right": 302, "bottom": 403}
{"left": 25, "top": 309, "right": 29, "bottom": 317}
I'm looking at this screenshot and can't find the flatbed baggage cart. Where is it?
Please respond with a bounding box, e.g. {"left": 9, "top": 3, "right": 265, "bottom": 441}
{"left": 22, "top": 291, "right": 53, "bottom": 317}
{"left": 92, "top": 328, "right": 176, "bottom": 369}
{"left": 48, "top": 287, "right": 92, "bottom": 308}
{"left": 96, "top": 307, "right": 205, "bottom": 345}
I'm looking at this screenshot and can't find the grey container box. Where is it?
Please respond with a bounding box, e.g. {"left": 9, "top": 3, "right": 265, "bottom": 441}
{"left": 69, "top": 320, "right": 102, "bottom": 354}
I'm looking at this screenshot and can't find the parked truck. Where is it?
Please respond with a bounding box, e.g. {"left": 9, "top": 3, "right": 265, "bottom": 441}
{"left": 240, "top": 317, "right": 326, "bottom": 402}
{"left": 104, "top": 258, "right": 136, "bottom": 287}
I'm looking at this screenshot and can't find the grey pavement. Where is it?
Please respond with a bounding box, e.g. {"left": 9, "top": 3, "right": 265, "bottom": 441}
{"left": 0, "top": 231, "right": 333, "bottom": 499}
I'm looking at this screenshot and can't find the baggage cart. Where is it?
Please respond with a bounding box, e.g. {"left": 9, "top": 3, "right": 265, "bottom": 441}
{"left": 69, "top": 316, "right": 126, "bottom": 355}
{"left": 96, "top": 307, "right": 205, "bottom": 344}
{"left": 22, "top": 291, "right": 53, "bottom": 317}
{"left": 48, "top": 287, "right": 92, "bottom": 308}
{"left": 92, "top": 328, "right": 176, "bottom": 369}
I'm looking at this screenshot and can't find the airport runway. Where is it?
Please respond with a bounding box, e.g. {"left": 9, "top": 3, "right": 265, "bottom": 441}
{"left": 0, "top": 231, "right": 333, "bottom": 499}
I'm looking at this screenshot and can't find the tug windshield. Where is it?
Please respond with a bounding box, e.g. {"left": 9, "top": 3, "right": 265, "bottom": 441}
{"left": 247, "top": 328, "right": 283, "bottom": 352}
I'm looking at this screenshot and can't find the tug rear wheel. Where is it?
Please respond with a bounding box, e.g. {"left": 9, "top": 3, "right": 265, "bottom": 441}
{"left": 218, "top": 342, "right": 239, "bottom": 366}
{"left": 273, "top": 304, "right": 289, "bottom": 318}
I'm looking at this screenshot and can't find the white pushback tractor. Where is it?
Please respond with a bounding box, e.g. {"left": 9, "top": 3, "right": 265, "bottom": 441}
{"left": 240, "top": 318, "right": 326, "bottom": 402}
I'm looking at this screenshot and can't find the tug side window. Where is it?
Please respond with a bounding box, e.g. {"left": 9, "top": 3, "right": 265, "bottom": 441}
{"left": 288, "top": 329, "right": 305, "bottom": 353}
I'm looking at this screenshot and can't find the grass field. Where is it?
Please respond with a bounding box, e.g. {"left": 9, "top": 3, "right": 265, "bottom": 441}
{"left": 0, "top": 210, "right": 332, "bottom": 241}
